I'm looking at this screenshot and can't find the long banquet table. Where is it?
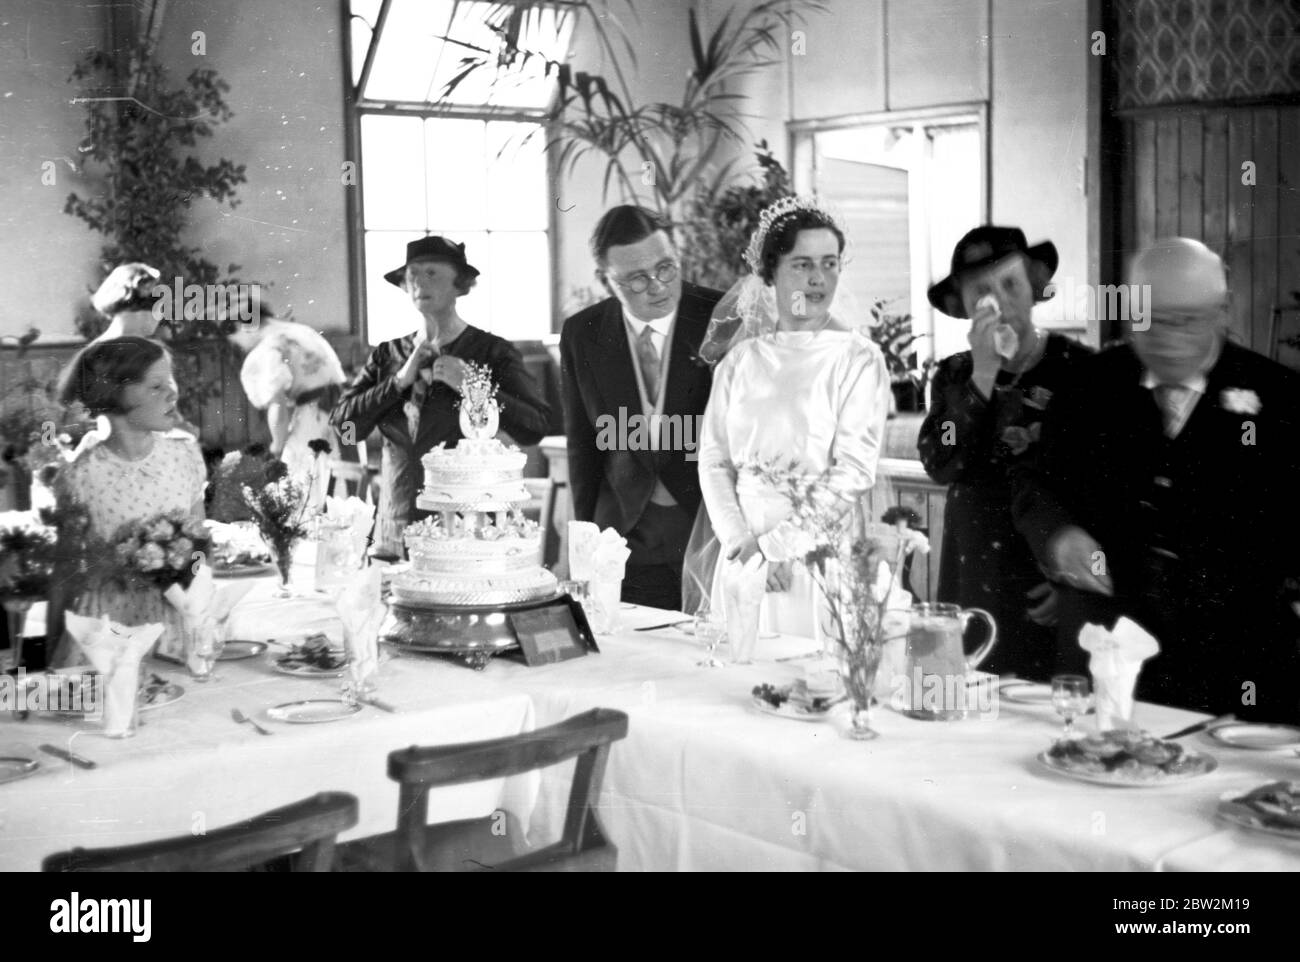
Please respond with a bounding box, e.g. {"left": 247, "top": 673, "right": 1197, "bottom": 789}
{"left": 4, "top": 573, "right": 1299, "bottom": 872}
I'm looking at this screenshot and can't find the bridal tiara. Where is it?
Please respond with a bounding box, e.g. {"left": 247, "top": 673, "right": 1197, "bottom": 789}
{"left": 742, "top": 195, "right": 840, "bottom": 273}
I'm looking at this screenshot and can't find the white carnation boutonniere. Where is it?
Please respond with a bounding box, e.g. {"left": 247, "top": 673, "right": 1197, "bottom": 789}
{"left": 1220, "top": 388, "right": 1261, "bottom": 415}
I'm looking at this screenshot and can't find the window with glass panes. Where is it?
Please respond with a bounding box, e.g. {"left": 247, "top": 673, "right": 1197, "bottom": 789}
{"left": 348, "top": 1, "right": 569, "bottom": 345}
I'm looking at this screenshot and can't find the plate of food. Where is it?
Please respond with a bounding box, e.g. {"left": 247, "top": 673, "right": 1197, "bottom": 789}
{"left": 1038, "top": 730, "right": 1217, "bottom": 786}
{"left": 750, "top": 682, "right": 846, "bottom": 722}
{"left": 1217, "top": 782, "right": 1300, "bottom": 839}
{"left": 138, "top": 673, "right": 184, "bottom": 711}
{"left": 273, "top": 635, "right": 349, "bottom": 677}
{"left": 0, "top": 756, "right": 40, "bottom": 785}
{"left": 218, "top": 640, "right": 269, "bottom": 661}
{"left": 212, "top": 561, "right": 276, "bottom": 578}
{"left": 266, "top": 699, "right": 362, "bottom": 724}
{"left": 1206, "top": 723, "right": 1300, "bottom": 753}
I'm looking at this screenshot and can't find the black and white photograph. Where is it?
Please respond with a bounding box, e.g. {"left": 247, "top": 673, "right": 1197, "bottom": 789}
{"left": 2, "top": 0, "right": 1299, "bottom": 893}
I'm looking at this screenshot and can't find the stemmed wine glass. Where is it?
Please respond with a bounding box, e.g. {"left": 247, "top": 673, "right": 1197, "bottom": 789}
{"left": 694, "top": 599, "right": 726, "bottom": 668}
{"left": 1051, "top": 674, "right": 1091, "bottom": 740}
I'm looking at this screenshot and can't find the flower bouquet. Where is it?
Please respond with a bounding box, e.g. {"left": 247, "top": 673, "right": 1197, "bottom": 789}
{"left": 114, "top": 512, "right": 212, "bottom": 591}
{"left": 113, "top": 511, "right": 214, "bottom": 662}
{"left": 745, "top": 460, "right": 930, "bottom": 740}
{"left": 242, "top": 458, "right": 310, "bottom": 597}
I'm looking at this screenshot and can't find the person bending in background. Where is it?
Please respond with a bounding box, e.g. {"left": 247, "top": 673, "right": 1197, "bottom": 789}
{"left": 1012, "top": 237, "right": 1300, "bottom": 721}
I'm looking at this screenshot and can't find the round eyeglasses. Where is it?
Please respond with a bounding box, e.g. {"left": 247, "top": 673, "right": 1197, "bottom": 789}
{"left": 609, "top": 261, "right": 679, "bottom": 294}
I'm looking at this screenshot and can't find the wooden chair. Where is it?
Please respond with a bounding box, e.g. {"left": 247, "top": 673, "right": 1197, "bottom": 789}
{"left": 335, "top": 707, "right": 629, "bottom": 872}
{"left": 42, "top": 792, "right": 358, "bottom": 872}
{"left": 327, "top": 438, "right": 375, "bottom": 504}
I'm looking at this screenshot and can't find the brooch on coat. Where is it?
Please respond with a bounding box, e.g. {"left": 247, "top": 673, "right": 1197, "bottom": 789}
{"left": 1220, "top": 388, "right": 1261, "bottom": 415}
{"left": 1023, "top": 385, "right": 1053, "bottom": 410}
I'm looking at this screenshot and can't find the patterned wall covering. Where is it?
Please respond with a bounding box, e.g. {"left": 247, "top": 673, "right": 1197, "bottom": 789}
{"left": 1114, "top": 0, "right": 1300, "bottom": 109}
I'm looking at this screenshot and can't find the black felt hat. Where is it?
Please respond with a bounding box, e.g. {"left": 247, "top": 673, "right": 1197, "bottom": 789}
{"left": 383, "top": 236, "right": 480, "bottom": 288}
{"left": 926, "top": 226, "right": 1058, "bottom": 319}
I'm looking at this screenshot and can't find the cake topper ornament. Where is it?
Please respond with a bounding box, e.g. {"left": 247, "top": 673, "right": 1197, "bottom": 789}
{"left": 457, "top": 362, "right": 500, "bottom": 440}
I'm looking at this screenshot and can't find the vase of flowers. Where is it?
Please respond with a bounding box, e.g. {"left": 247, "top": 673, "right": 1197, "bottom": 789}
{"left": 242, "top": 459, "right": 309, "bottom": 597}
{"left": 746, "top": 460, "right": 930, "bottom": 740}
{"left": 0, "top": 509, "right": 57, "bottom": 671}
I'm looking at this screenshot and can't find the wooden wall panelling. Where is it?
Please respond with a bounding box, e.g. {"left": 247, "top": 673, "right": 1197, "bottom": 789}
{"left": 1226, "top": 109, "right": 1255, "bottom": 347}
{"left": 1202, "top": 111, "right": 1229, "bottom": 257}
{"left": 1154, "top": 115, "right": 1182, "bottom": 237}
{"left": 1277, "top": 110, "right": 1300, "bottom": 325}
{"left": 1251, "top": 108, "right": 1279, "bottom": 352}
{"left": 1179, "top": 113, "right": 1204, "bottom": 238}
{"left": 1133, "top": 118, "right": 1157, "bottom": 256}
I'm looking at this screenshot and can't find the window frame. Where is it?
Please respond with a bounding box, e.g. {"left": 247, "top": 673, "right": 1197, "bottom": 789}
{"left": 788, "top": 102, "right": 990, "bottom": 366}
{"left": 342, "top": 0, "right": 560, "bottom": 346}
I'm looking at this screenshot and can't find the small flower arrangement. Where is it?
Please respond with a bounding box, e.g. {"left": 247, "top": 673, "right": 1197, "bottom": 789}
{"left": 242, "top": 466, "right": 310, "bottom": 591}
{"left": 743, "top": 458, "right": 929, "bottom": 738}
{"left": 113, "top": 511, "right": 212, "bottom": 591}
{"left": 456, "top": 362, "right": 502, "bottom": 440}
{"left": 0, "top": 509, "right": 58, "bottom": 598}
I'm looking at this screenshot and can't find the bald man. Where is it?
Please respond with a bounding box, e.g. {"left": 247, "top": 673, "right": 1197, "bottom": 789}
{"left": 1012, "top": 238, "right": 1300, "bottom": 722}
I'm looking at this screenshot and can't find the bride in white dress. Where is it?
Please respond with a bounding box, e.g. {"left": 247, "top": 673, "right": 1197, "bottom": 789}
{"left": 691, "top": 197, "right": 890, "bottom": 646}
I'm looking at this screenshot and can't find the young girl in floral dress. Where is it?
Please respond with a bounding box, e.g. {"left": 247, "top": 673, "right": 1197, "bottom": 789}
{"left": 49, "top": 337, "right": 208, "bottom": 666}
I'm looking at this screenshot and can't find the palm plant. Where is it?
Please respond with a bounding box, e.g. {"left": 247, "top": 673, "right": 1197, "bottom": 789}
{"left": 438, "top": 0, "right": 828, "bottom": 224}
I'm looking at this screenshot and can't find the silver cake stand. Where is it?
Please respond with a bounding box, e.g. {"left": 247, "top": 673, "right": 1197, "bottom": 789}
{"left": 379, "top": 595, "right": 560, "bottom": 670}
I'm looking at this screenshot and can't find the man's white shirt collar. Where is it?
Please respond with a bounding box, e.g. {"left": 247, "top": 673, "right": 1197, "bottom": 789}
{"left": 1140, "top": 369, "right": 1207, "bottom": 394}
{"left": 623, "top": 310, "right": 676, "bottom": 342}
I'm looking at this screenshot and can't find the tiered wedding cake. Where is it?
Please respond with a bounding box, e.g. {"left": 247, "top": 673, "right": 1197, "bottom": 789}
{"left": 389, "top": 366, "right": 556, "bottom": 608}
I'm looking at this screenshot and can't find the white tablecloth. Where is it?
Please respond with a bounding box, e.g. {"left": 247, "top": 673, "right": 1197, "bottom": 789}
{"left": 6, "top": 574, "right": 1299, "bottom": 872}
{"left": 0, "top": 576, "right": 539, "bottom": 872}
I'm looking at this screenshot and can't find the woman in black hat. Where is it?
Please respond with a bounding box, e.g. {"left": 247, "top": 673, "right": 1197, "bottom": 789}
{"left": 331, "top": 237, "right": 551, "bottom": 556}
{"left": 918, "top": 226, "right": 1093, "bottom": 680}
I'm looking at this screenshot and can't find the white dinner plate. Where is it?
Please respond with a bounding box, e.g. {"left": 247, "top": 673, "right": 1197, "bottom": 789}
{"left": 219, "top": 640, "right": 268, "bottom": 661}
{"left": 0, "top": 756, "right": 40, "bottom": 785}
{"left": 1036, "top": 750, "right": 1217, "bottom": 787}
{"left": 998, "top": 680, "right": 1054, "bottom": 706}
{"left": 1206, "top": 723, "right": 1300, "bottom": 753}
{"left": 266, "top": 699, "right": 362, "bottom": 724}
{"left": 1217, "top": 786, "right": 1300, "bottom": 840}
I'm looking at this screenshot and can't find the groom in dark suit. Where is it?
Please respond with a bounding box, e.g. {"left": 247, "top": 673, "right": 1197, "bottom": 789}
{"left": 1012, "top": 238, "right": 1300, "bottom": 722}
{"left": 561, "top": 206, "right": 723, "bottom": 609}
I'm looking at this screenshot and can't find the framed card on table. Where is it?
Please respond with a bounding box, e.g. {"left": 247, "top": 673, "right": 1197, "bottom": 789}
{"left": 510, "top": 596, "right": 598, "bottom": 666}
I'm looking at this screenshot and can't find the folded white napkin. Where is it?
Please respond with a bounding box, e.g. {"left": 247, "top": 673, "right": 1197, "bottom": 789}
{"left": 334, "top": 567, "right": 385, "bottom": 691}
{"left": 65, "top": 611, "right": 164, "bottom": 735}
{"left": 1079, "top": 616, "right": 1160, "bottom": 730}
{"left": 590, "top": 528, "right": 630, "bottom": 582}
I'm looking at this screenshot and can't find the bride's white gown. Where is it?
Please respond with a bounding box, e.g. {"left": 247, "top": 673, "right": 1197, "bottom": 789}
{"left": 698, "top": 328, "right": 890, "bottom": 643}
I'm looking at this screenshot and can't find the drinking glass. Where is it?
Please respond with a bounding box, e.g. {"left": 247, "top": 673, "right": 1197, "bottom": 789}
{"left": 1051, "top": 674, "right": 1091, "bottom": 740}
{"left": 694, "top": 600, "right": 726, "bottom": 668}
{"left": 187, "top": 623, "right": 225, "bottom": 682}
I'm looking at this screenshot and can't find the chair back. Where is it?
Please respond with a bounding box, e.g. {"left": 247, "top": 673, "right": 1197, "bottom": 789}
{"left": 42, "top": 792, "right": 359, "bottom": 872}
{"left": 387, "top": 707, "right": 629, "bottom": 872}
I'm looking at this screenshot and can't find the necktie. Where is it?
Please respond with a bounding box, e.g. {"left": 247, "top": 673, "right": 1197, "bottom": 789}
{"left": 635, "top": 325, "right": 660, "bottom": 405}
{"left": 1153, "top": 383, "right": 1191, "bottom": 438}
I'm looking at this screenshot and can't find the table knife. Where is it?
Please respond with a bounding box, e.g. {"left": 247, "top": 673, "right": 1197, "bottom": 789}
{"left": 634, "top": 620, "right": 692, "bottom": 632}
{"left": 361, "top": 696, "right": 397, "bottom": 713}
{"left": 39, "top": 744, "right": 97, "bottom": 770}
{"left": 1162, "top": 714, "right": 1235, "bottom": 740}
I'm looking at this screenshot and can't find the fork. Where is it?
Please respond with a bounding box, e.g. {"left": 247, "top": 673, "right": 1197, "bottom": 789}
{"left": 230, "top": 707, "right": 272, "bottom": 736}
